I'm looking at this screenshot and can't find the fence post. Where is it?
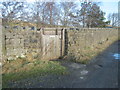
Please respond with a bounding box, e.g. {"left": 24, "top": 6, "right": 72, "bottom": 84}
{"left": 62, "top": 28, "right": 65, "bottom": 56}
{"left": 40, "top": 28, "right": 44, "bottom": 59}
{"left": 55, "top": 28, "right": 58, "bottom": 35}
{"left": 60, "top": 28, "right": 65, "bottom": 57}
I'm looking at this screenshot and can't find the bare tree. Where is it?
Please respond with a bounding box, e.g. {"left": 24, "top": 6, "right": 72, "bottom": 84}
{"left": 108, "top": 13, "right": 118, "bottom": 27}
{"left": 60, "top": 2, "right": 77, "bottom": 26}
{"left": 2, "top": 1, "right": 25, "bottom": 20}
{"left": 44, "top": 2, "right": 56, "bottom": 25}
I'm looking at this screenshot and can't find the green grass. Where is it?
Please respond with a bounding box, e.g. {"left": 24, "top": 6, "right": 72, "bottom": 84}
{"left": 2, "top": 60, "right": 67, "bottom": 88}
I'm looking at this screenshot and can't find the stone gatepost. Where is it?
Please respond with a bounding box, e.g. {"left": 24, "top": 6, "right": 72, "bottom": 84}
{"left": 0, "top": 19, "right": 2, "bottom": 61}
{"left": 0, "top": 18, "right": 3, "bottom": 90}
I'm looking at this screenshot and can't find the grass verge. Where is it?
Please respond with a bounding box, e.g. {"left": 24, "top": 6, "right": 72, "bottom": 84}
{"left": 2, "top": 59, "right": 67, "bottom": 88}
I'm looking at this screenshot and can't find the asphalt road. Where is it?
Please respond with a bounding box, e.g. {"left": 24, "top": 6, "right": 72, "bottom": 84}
{"left": 9, "top": 40, "right": 119, "bottom": 88}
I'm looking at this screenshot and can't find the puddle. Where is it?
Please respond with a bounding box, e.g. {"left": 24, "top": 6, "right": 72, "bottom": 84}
{"left": 80, "top": 70, "right": 88, "bottom": 75}
{"left": 113, "top": 53, "right": 120, "bottom": 59}
{"left": 79, "top": 77, "right": 84, "bottom": 79}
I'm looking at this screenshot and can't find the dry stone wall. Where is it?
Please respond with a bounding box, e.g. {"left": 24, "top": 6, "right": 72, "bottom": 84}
{"left": 66, "top": 28, "right": 118, "bottom": 61}
{"left": 1, "top": 25, "right": 118, "bottom": 61}
{"left": 3, "top": 26, "right": 42, "bottom": 60}
{"left": 0, "top": 19, "right": 2, "bottom": 61}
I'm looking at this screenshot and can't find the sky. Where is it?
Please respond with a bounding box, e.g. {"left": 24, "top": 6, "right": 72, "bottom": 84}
{"left": 1, "top": 0, "right": 119, "bottom": 21}
{"left": 25, "top": 0, "right": 119, "bottom": 21}
{"left": 100, "top": 1, "right": 119, "bottom": 21}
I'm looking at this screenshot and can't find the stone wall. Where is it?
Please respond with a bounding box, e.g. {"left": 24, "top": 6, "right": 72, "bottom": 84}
{"left": 66, "top": 28, "right": 118, "bottom": 61}
{"left": 2, "top": 26, "right": 64, "bottom": 61}
{"left": 0, "top": 19, "right": 2, "bottom": 90}
{"left": 0, "top": 19, "right": 2, "bottom": 61}
{"left": 1, "top": 25, "right": 118, "bottom": 61}
{"left": 3, "top": 26, "right": 42, "bottom": 60}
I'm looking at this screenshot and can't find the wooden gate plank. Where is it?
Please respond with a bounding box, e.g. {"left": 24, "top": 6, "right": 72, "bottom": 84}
{"left": 41, "top": 29, "right": 64, "bottom": 60}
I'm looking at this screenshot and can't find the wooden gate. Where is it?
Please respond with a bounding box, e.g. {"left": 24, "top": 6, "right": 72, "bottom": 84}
{"left": 41, "top": 28, "right": 64, "bottom": 60}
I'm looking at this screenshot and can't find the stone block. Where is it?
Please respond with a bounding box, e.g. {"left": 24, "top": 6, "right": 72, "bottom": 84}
{"left": 5, "top": 33, "right": 14, "bottom": 39}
